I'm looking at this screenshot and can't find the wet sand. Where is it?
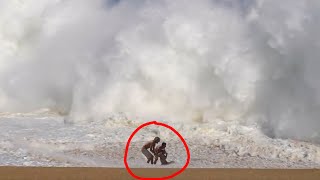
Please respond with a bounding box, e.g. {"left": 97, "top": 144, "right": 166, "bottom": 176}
{"left": 0, "top": 167, "right": 320, "bottom": 180}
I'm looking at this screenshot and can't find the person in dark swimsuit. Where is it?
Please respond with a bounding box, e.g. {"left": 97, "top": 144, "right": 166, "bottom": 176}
{"left": 154, "top": 142, "right": 168, "bottom": 165}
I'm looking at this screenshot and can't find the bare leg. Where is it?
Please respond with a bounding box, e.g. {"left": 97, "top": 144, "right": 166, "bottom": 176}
{"left": 143, "top": 149, "right": 154, "bottom": 164}
{"left": 147, "top": 156, "right": 154, "bottom": 164}
{"left": 160, "top": 154, "right": 169, "bottom": 165}
{"left": 154, "top": 156, "right": 158, "bottom": 164}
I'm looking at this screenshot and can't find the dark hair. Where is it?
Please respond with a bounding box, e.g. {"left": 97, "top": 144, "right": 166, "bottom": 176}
{"left": 162, "top": 142, "right": 166, "bottom": 146}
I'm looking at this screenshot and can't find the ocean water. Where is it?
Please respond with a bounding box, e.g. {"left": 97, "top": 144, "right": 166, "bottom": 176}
{"left": 1, "top": 0, "right": 320, "bottom": 167}
{"left": 0, "top": 111, "right": 319, "bottom": 168}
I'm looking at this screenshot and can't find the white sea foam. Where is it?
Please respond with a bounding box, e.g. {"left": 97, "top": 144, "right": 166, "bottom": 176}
{"left": 1, "top": 0, "right": 320, "bottom": 143}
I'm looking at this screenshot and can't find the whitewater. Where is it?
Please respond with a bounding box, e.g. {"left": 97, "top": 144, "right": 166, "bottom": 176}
{"left": 1, "top": 0, "right": 320, "bottom": 168}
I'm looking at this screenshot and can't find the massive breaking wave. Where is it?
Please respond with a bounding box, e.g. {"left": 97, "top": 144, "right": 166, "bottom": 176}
{"left": 1, "top": 0, "right": 320, "bottom": 142}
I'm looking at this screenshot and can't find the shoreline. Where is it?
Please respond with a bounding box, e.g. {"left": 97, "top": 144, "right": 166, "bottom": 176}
{"left": 0, "top": 167, "right": 320, "bottom": 180}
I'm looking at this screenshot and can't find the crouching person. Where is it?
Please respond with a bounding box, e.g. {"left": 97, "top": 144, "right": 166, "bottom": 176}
{"left": 154, "top": 142, "right": 169, "bottom": 165}
{"left": 141, "top": 137, "right": 160, "bottom": 164}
